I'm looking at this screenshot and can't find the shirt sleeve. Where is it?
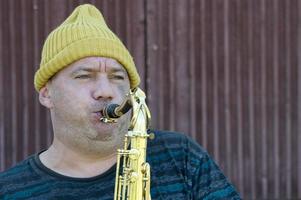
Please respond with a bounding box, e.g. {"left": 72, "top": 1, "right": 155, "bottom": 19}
{"left": 185, "top": 136, "right": 241, "bottom": 199}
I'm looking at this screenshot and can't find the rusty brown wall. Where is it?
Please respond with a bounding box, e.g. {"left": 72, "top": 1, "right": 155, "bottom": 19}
{"left": 0, "top": 0, "right": 300, "bottom": 199}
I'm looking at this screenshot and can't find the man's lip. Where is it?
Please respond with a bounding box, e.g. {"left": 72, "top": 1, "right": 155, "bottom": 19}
{"left": 94, "top": 111, "right": 103, "bottom": 117}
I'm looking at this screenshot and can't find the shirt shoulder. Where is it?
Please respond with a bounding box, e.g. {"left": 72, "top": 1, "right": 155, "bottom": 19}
{"left": 147, "top": 129, "right": 241, "bottom": 199}
{"left": 146, "top": 130, "right": 209, "bottom": 198}
{"left": 147, "top": 129, "right": 209, "bottom": 166}
{"left": 0, "top": 154, "right": 35, "bottom": 179}
{"left": 0, "top": 153, "right": 116, "bottom": 200}
{"left": 0, "top": 155, "right": 38, "bottom": 194}
{"left": 148, "top": 129, "right": 207, "bottom": 153}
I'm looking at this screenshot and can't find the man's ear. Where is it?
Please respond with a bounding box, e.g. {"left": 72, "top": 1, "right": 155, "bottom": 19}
{"left": 39, "top": 86, "right": 54, "bottom": 109}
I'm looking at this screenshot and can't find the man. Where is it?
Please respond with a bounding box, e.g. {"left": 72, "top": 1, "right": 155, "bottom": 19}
{"left": 0, "top": 4, "right": 240, "bottom": 199}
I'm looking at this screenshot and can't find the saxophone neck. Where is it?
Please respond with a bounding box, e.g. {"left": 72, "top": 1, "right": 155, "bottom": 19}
{"left": 129, "top": 88, "right": 151, "bottom": 132}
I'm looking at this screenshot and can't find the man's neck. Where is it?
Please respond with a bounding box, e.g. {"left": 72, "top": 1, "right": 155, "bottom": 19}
{"left": 39, "top": 140, "right": 117, "bottom": 178}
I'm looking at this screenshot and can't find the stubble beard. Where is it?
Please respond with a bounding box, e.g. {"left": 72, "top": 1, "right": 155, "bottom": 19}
{"left": 53, "top": 111, "right": 131, "bottom": 157}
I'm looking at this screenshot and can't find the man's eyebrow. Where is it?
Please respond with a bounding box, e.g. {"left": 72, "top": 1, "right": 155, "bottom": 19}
{"left": 70, "top": 66, "right": 127, "bottom": 75}
{"left": 109, "top": 68, "right": 127, "bottom": 74}
{"left": 71, "top": 66, "right": 96, "bottom": 75}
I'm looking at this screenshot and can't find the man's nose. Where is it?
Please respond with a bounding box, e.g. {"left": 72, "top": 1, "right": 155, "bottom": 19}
{"left": 92, "top": 76, "right": 114, "bottom": 101}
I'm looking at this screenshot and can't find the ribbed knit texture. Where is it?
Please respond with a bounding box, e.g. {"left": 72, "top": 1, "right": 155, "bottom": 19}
{"left": 34, "top": 4, "right": 140, "bottom": 91}
{"left": 0, "top": 131, "right": 241, "bottom": 199}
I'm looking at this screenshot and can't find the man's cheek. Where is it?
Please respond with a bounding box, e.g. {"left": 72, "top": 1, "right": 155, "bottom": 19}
{"left": 117, "top": 84, "right": 130, "bottom": 98}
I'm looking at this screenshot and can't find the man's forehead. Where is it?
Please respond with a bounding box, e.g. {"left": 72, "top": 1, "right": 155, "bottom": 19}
{"left": 67, "top": 57, "right": 127, "bottom": 73}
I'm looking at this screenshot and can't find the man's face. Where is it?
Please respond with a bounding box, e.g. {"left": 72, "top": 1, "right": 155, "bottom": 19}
{"left": 41, "top": 57, "right": 131, "bottom": 155}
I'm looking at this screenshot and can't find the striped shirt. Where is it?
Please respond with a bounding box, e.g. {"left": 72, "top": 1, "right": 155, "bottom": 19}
{"left": 0, "top": 130, "right": 241, "bottom": 199}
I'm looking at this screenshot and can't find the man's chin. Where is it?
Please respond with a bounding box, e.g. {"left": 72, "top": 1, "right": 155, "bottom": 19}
{"left": 86, "top": 130, "right": 115, "bottom": 141}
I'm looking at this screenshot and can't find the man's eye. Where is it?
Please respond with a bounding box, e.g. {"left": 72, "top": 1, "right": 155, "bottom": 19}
{"left": 112, "top": 75, "right": 125, "bottom": 80}
{"left": 75, "top": 74, "right": 90, "bottom": 79}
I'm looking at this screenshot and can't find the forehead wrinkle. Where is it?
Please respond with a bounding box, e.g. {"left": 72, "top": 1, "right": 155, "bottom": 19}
{"left": 103, "top": 58, "right": 127, "bottom": 74}
{"left": 70, "top": 65, "right": 98, "bottom": 76}
{"left": 70, "top": 58, "right": 99, "bottom": 72}
{"left": 69, "top": 57, "right": 127, "bottom": 75}
{"left": 98, "top": 57, "right": 106, "bottom": 72}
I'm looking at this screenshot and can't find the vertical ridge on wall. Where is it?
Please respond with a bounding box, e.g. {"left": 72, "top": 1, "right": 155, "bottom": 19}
{"left": 2, "top": 0, "right": 13, "bottom": 169}
{"left": 272, "top": 0, "right": 280, "bottom": 198}
{"left": 260, "top": 0, "right": 268, "bottom": 197}
{"left": 298, "top": 0, "right": 301, "bottom": 197}
{"left": 236, "top": 0, "right": 244, "bottom": 194}
{"left": 284, "top": 0, "right": 292, "bottom": 198}
{"left": 144, "top": 0, "right": 149, "bottom": 95}
{"left": 8, "top": 0, "right": 17, "bottom": 166}
{"left": 247, "top": 0, "right": 256, "bottom": 197}
{"left": 223, "top": 0, "right": 232, "bottom": 187}
{"left": 290, "top": 0, "right": 299, "bottom": 196}
{"left": 167, "top": 0, "right": 175, "bottom": 130}
{"left": 0, "top": 0, "right": 4, "bottom": 171}
{"left": 263, "top": 2, "right": 275, "bottom": 195}
{"left": 200, "top": 0, "right": 208, "bottom": 150}
{"left": 20, "top": 0, "right": 28, "bottom": 160}
{"left": 212, "top": 0, "right": 220, "bottom": 163}
{"left": 188, "top": 0, "right": 196, "bottom": 139}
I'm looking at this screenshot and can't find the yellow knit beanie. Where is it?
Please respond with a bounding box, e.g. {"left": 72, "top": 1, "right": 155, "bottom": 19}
{"left": 34, "top": 4, "right": 140, "bottom": 91}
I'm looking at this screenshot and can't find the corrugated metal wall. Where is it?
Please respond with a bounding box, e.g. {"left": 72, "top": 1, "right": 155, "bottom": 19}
{"left": 0, "top": 0, "right": 300, "bottom": 199}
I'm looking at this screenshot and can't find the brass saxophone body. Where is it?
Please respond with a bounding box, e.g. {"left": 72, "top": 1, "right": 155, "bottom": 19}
{"left": 101, "top": 88, "right": 152, "bottom": 200}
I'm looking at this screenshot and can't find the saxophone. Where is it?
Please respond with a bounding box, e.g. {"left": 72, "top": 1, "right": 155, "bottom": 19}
{"left": 101, "top": 87, "right": 152, "bottom": 200}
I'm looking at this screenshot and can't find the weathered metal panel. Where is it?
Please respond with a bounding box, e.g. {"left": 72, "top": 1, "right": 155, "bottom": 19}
{"left": 146, "top": 0, "right": 299, "bottom": 199}
{"left": 0, "top": 0, "right": 300, "bottom": 199}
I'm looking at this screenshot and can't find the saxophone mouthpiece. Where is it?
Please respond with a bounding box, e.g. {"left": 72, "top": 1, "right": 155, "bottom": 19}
{"left": 101, "top": 99, "right": 132, "bottom": 123}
